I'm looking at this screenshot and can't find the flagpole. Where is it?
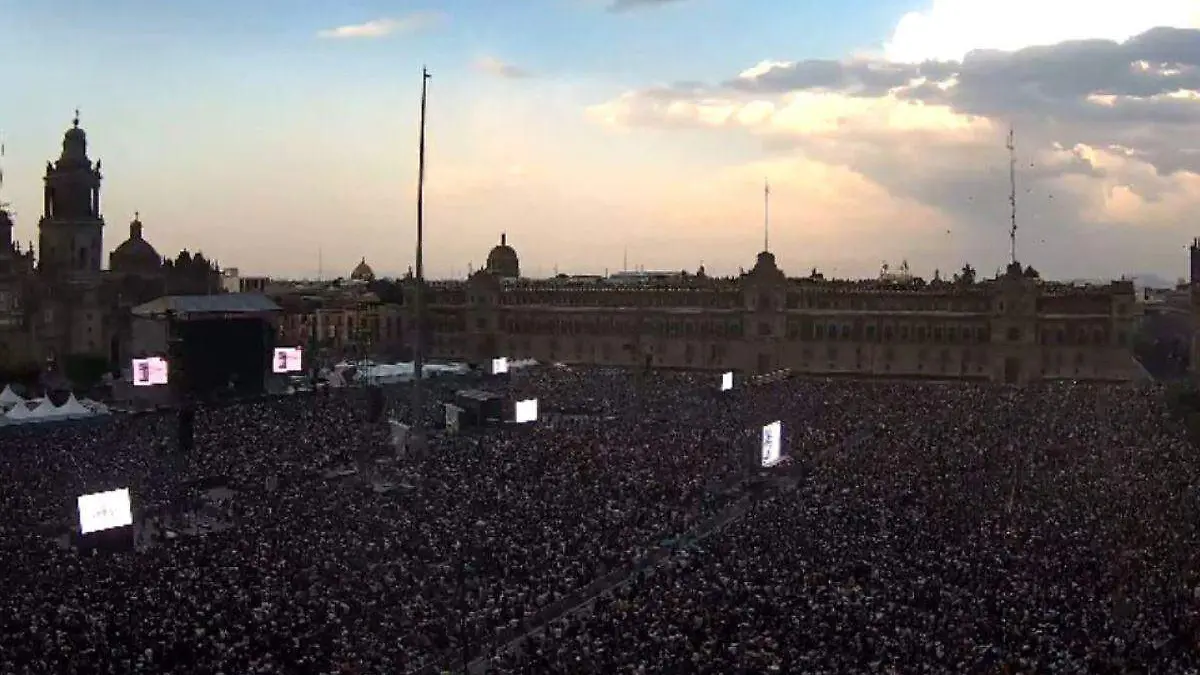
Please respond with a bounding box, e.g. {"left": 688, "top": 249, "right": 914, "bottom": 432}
{"left": 763, "top": 178, "right": 770, "bottom": 253}
{"left": 410, "top": 66, "right": 431, "bottom": 457}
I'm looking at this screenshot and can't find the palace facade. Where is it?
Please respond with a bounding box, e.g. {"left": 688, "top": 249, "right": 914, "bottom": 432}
{"left": 386, "top": 236, "right": 1141, "bottom": 384}
{"left": 0, "top": 116, "right": 222, "bottom": 378}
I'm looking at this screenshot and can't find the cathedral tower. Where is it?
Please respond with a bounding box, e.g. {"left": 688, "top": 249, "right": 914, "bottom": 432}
{"left": 38, "top": 112, "right": 104, "bottom": 276}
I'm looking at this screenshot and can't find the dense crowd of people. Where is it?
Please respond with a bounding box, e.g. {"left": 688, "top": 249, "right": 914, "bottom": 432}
{"left": 489, "top": 380, "right": 1200, "bottom": 673}
{"left": 0, "top": 365, "right": 1196, "bottom": 673}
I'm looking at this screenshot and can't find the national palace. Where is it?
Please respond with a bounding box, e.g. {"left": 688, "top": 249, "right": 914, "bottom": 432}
{"left": 277, "top": 234, "right": 1145, "bottom": 385}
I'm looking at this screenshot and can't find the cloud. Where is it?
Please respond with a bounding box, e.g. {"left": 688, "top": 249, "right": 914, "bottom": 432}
{"left": 608, "top": 0, "right": 690, "bottom": 13}
{"left": 317, "top": 12, "right": 443, "bottom": 39}
{"left": 883, "top": 0, "right": 1200, "bottom": 63}
{"left": 587, "top": 19, "right": 1200, "bottom": 279}
{"left": 475, "top": 56, "right": 533, "bottom": 79}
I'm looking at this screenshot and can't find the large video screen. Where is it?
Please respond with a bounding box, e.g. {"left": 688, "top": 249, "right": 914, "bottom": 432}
{"left": 272, "top": 347, "right": 303, "bottom": 373}
{"left": 761, "top": 421, "right": 783, "bottom": 468}
{"left": 720, "top": 371, "right": 734, "bottom": 392}
{"left": 491, "top": 357, "right": 509, "bottom": 375}
{"left": 77, "top": 488, "right": 133, "bottom": 535}
{"left": 514, "top": 398, "right": 538, "bottom": 424}
{"left": 131, "top": 357, "right": 169, "bottom": 387}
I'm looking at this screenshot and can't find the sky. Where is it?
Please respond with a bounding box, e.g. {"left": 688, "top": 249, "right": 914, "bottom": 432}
{"left": 0, "top": 0, "right": 1197, "bottom": 282}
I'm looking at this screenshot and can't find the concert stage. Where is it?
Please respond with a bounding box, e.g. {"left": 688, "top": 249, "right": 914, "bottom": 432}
{"left": 129, "top": 294, "right": 282, "bottom": 401}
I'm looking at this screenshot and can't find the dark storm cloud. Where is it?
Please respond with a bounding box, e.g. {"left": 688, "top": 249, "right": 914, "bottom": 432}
{"left": 623, "top": 28, "right": 1200, "bottom": 174}
{"left": 906, "top": 28, "right": 1200, "bottom": 118}
{"left": 595, "top": 26, "right": 1200, "bottom": 266}
{"left": 648, "top": 27, "right": 1200, "bottom": 119}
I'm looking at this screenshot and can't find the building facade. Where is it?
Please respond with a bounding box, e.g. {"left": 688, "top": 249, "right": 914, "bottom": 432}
{"left": 405, "top": 239, "right": 1141, "bottom": 384}
{"left": 0, "top": 116, "right": 224, "bottom": 378}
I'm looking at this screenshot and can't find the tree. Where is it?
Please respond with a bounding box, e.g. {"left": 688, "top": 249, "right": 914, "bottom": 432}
{"left": 954, "top": 263, "right": 977, "bottom": 286}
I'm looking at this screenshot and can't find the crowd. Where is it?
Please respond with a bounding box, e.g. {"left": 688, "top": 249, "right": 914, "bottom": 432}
{"left": 0, "top": 366, "right": 1195, "bottom": 674}
{"left": 489, "top": 380, "right": 1200, "bottom": 674}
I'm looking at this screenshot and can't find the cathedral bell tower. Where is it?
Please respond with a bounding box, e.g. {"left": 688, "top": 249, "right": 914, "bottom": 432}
{"left": 38, "top": 112, "right": 104, "bottom": 276}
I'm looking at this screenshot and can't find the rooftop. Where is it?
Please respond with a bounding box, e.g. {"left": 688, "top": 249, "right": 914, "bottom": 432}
{"left": 132, "top": 293, "right": 281, "bottom": 318}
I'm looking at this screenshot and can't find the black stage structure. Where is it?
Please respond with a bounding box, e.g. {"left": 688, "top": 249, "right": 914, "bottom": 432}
{"left": 132, "top": 294, "right": 282, "bottom": 402}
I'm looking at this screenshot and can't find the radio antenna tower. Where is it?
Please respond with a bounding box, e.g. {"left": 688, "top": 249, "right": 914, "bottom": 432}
{"left": 763, "top": 178, "right": 771, "bottom": 253}
{"left": 1007, "top": 126, "right": 1018, "bottom": 265}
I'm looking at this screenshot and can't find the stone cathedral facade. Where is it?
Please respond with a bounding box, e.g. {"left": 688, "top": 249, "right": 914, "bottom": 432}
{"left": 0, "top": 116, "right": 222, "bottom": 380}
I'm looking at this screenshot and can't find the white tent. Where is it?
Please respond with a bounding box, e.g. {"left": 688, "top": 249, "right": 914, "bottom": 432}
{"left": 0, "top": 385, "right": 24, "bottom": 405}
{"left": 57, "top": 394, "right": 93, "bottom": 418}
{"left": 30, "top": 397, "right": 62, "bottom": 420}
{"left": 5, "top": 403, "right": 31, "bottom": 422}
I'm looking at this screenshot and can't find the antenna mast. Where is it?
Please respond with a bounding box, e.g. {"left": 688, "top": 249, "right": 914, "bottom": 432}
{"left": 763, "top": 178, "right": 770, "bottom": 252}
{"left": 1007, "top": 126, "right": 1017, "bottom": 265}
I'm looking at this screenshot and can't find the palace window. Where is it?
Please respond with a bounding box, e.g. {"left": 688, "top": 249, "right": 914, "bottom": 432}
{"left": 1007, "top": 327, "right": 1021, "bottom": 342}
{"left": 841, "top": 325, "right": 851, "bottom": 340}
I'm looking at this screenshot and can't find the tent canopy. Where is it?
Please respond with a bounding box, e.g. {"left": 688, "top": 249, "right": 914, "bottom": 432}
{"left": 30, "top": 398, "right": 62, "bottom": 418}
{"left": 0, "top": 385, "right": 24, "bottom": 404}
{"left": 5, "top": 403, "right": 30, "bottom": 419}
{"left": 57, "top": 394, "right": 92, "bottom": 417}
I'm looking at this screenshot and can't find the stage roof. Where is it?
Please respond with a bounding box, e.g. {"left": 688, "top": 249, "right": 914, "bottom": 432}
{"left": 132, "top": 293, "right": 282, "bottom": 318}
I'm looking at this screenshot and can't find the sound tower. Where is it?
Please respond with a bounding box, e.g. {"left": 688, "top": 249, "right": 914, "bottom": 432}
{"left": 366, "top": 386, "right": 385, "bottom": 423}
{"left": 178, "top": 406, "right": 195, "bottom": 453}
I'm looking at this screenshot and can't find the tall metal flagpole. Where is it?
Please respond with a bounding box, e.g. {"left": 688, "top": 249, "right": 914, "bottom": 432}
{"left": 763, "top": 178, "right": 770, "bottom": 252}
{"left": 410, "top": 66, "right": 431, "bottom": 456}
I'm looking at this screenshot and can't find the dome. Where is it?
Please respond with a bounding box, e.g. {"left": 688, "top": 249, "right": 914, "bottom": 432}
{"left": 60, "top": 113, "right": 88, "bottom": 161}
{"left": 110, "top": 214, "right": 161, "bottom": 273}
{"left": 746, "top": 250, "right": 784, "bottom": 282}
{"left": 485, "top": 233, "right": 520, "bottom": 278}
{"left": 351, "top": 257, "right": 376, "bottom": 282}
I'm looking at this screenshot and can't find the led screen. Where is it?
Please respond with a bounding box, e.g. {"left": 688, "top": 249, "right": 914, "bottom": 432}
{"left": 514, "top": 398, "right": 538, "bottom": 424}
{"left": 720, "top": 371, "right": 734, "bottom": 391}
{"left": 761, "top": 421, "right": 783, "bottom": 468}
{"left": 131, "top": 357, "right": 169, "bottom": 386}
{"left": 272, "top": 347, "right": 303, "bottom": 373}
{"left": 77, "top": 488, "right": 133, "bottom": 535}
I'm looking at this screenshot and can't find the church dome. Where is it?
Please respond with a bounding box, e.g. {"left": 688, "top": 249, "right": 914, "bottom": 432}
{"left": 60, "top": 114, "right": 88, "bottom": 159}
{"left": 351, "top": 257, "right": 376, "bottom": 282}
{"left": 110, "top": 214, "right": 161, "bottom": 273}
{"left": 485, "top": 233, "right": 520, "bottom": 278}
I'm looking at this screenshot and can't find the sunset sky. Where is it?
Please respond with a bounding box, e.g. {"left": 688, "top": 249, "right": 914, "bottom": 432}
{"left": 0, "top": 0, "right": 1197, "bottom": 281}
